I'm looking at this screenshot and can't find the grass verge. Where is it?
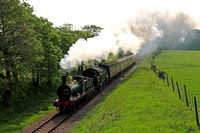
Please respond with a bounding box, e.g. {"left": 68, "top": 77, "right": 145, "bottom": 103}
{"left": 0, "top": 82, "right": 58, "bottom": 133}
{"left": 71, "top": 56, "right": 199, "bottom": 133}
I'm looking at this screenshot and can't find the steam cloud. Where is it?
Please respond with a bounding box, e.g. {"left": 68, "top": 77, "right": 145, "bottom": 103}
{"left": 60, "top": 10, "right": 196, "bottom": 72}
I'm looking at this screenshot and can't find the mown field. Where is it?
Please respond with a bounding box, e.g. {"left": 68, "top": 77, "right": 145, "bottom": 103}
{"left": 154, "top": 50, "right": 200, "bottom": 101}
{"left": 71, "top": 56, "right": 199, "bottom": 133}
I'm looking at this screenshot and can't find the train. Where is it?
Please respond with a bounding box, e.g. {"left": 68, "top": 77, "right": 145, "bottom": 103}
{"left": 53, "top": 55, "right": 136, "bottom": 112}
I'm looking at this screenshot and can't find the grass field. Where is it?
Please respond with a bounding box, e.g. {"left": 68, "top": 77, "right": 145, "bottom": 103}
{"left": 71, "top": 56, "right": 199, "bottom": 133}
{"left": 154, "top": 50, "right": 200, "bottom": 101}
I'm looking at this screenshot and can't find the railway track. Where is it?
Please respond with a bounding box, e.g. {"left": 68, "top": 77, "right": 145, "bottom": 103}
{"left": 135, "top": 56, "right": 146, "bottom": 66}
{"left": 30, "top": 107, "right": 85, "bottom": 133}
{"left": 30, "top": 112, "right": 63, "bottom": 133}
{"left": 30, "top": 87, "right": 105, "bottom": 133}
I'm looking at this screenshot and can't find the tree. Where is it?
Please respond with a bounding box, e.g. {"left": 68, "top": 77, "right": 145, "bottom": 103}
{"left": 0, "top": 0, "right": 41, "bottom": 106}
{"left": 82, "top": 25, "right": 103, "bottom": 37}
{"left": 56, "top": 24, "right": 84, "bottom": 55}
{"left": 58, "top": 23, "right": 75, "bottom": 32}
{"left": 30, "top": 16, "right": 63, "bottom": 84}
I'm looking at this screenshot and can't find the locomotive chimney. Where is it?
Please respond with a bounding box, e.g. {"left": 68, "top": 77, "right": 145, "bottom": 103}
{"left": 66, "top": 72, "right": 69, "bottom": 77}
{"left": 98, "top": 63, "right": 101, "bottom": 67}
{"left": 62, "top": 76, "right": 67, "bottom": 85}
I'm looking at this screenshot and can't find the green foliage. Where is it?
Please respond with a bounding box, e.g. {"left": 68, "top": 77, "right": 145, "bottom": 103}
{"left": 158, "top": 70, "right": 165, "bottom": 81}
{"left": 154, "top": 50, "right": 200, "bottom": 101}
{"left": 0, "top": 81, "right": 57, "bottom": 120}
{"left": 31, "top": 17, "right": 63, "bottom": 84}
{"left": 82, "top": 25, "right": 103, "bottom": 37}
{"left": 0, "top": 0, "right": 40, "bottom": 80}
{"left": 0, "top": 0, "right": 43, "bottom": 106}
{"left": 56, "top": 23, "right": 101, "bottom": 55}
{"left": 0, "top": 81, "right": 58, "bottom": 133}
{"left": 0, "top": 0, "right": 103, "bottom": 107}
{"left": 100, "top": 53, "right": 119, "bottom": 64}
{"left": 0, "top": 0, "right": 103, "bottom": 131}
{"left": 71, "top": 56, "right": 199, "bottom": 133}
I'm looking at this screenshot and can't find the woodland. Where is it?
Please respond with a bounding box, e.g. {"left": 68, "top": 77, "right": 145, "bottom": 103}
{"left": 0, "top": 0, "right": 102, "bottom": 107}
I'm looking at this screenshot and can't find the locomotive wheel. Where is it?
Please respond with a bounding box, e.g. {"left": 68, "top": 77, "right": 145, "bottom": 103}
{"left": 59, "top": 105, "right": 65, "bottom": 112}
{"left": 70, "top": 104, "right": 74, "bottom": 112}
{"left": 90, "top": 91, "right": 94, "bottom": 96}
{"left": 79, "top": 99, "right": 83, "bottom": 106}
{"left": 92, "top": 91, "right": 95, "bottom": 96}
{"left": 89, "top": 93, "right": 92, "bottom": 99}
{"left": 75, "top": 99, "right": 81, "bottom": 108}
{"left": 83, "top": 95, "right": 87, "bottom": 102}
{"left": 102, "top": 83, "right": 105, "bottom": 88}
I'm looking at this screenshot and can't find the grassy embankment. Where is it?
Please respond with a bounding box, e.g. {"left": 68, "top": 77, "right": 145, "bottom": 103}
{"left": 71, "top": 56, "right": 199, "bottom": 133}
{"left": 154, "top": 50, "right": 200, "bottom": 100}
{"left": 0, "top": 82, "right": 58, "bottom": 133}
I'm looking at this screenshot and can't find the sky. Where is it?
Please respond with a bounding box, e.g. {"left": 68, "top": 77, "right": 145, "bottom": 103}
{"left": 25, "top": 0, "right": 200, "bottom": 71}
{"left": 26, "top": 0, "right": 200, "bottom": 29}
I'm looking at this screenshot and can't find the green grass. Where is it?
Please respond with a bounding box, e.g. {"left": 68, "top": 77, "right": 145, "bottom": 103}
{"left": 0, "top": 82, "right": 58, "bottom": 133}
{"left": 154, "top": 50, "right": 200, "bottom": 100}
{"left": 71, "top": 56, "right": 199, "bottom": 133}
{"left": 0, "top": 102, "right": 55, "bottom": 133}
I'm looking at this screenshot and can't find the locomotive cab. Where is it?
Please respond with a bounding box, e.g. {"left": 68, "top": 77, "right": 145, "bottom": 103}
{"left": 82, "top": 67, "right": 108, "bottom": 88}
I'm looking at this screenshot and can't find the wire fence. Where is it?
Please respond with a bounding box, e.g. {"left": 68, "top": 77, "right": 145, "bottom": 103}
{"left": 151, "top": 56, "right": 200, "bottom": 126}
{"left": 165, "top": 74, "right": 199, "bottom": 126}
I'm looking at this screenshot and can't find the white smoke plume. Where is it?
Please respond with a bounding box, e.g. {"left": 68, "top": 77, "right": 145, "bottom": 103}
{"left": 60, "top": 10, "right": 196, "bottom": 72}
{"left": 60, "top": 30, "right": 118, "bottom": 72}
{"left": 179, "top": 30, "right": 187, "bottom": 43}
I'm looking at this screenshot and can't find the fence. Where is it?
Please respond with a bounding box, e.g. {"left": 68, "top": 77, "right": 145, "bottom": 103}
{"left": 165, "top": 74, "right": 200, "bottom": 126}
{"left": 151, "top": 56, "right": 200, "bottom": 126}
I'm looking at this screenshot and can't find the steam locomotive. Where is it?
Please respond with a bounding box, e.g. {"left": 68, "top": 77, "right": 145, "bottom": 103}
{"left": 53, "top": 55, "right": 136, "bottom": 112}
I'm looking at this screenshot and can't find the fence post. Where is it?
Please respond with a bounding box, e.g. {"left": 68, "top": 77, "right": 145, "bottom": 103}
{"left": 194, "top": 97, "right": 200, "bottom": 126}
{"left": 188, "top": 89, "right": 192, "bottom": 109}
{"left": 184, "top": 84, "right": 189, "bottom": 107}
{"left": 166, "top": 74, "right": 169, "bottom": 86}
{"left": 191, "top": 93, "right": 195, "bottom": 111}
{"left": 171, "top": 77, "right": 174, "bottom": 92}
{"left": 176, "top": 81, "right": 181, "bottom": 99}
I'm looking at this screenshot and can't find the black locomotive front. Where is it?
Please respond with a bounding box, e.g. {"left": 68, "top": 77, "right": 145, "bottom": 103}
{"left": 53, "top": 75, "right": 95, "bottom": 111}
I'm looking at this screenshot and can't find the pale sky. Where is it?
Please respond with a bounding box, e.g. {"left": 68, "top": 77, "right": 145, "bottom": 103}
{"left": 26, "top": 0, "right": 200, "bottom": 28}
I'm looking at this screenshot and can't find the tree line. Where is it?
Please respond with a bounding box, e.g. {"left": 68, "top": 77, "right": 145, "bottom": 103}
{"left": 0, "top": 0, "right": 103, "bottom": 106}
{"left": 161, "top": 29, "right": 200, "bottom": 50}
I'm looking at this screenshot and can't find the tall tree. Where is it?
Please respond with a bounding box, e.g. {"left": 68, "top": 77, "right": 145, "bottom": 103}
{"left": 30, "top": 17, "right": 63, "bottom": 84}
{"left": 0, "top": 0, "right": 41, "bottom": 106}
